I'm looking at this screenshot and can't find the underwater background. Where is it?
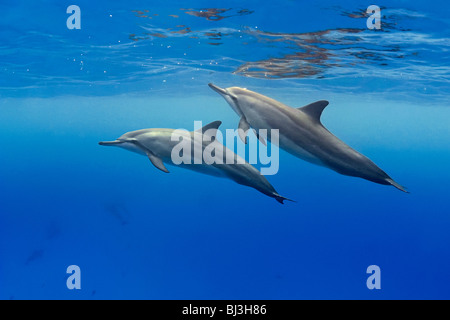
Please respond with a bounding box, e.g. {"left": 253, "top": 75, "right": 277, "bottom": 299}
{"left": 1, "top": 0, "right": 450, "bottom": 299}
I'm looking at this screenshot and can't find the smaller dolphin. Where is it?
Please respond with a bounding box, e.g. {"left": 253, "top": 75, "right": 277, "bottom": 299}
{"left": 208, "top": 83, "right": 407, "bottom": 192}
{"left": 99, "top": 121, "right": 293, "bottom": 203}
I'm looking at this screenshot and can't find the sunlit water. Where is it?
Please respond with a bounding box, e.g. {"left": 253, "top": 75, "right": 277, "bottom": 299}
{"left": 1, "top": 0, "right": 449, "bottom": 299}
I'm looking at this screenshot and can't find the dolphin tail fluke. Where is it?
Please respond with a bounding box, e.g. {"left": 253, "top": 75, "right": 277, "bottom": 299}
{"left": 386, "top": 178, "right": 409, "bottom": 193}
{"left": 274, "top": 194, "right": 296, "bottom": 204}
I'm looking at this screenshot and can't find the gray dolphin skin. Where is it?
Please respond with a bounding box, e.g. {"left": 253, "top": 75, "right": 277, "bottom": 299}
{"left": 99, "top": 121, "right": 293, "bottom": 203}
{"left": 208, "top": 83, "right": 407, "bottom": 192}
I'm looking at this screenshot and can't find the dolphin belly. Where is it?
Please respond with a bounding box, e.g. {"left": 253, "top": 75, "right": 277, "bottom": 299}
{"left": 175, "top": 161, "right": 227, "bottom": 178}
{"left": 245, "top": 108, "right": 326, "bottom": 166}
{"left": 215, "top": 162, "right": 293, "bottom": 204}
{"left": 288, "top": 128, "right": 398, "bottom": 188}
{"left": 278, "top": 135, "right": 326, "bottom": 167}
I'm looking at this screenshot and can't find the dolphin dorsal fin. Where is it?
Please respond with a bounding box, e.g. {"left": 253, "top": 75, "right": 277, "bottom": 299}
{"left": 299, "top": 100, "right": 329, "bottom": 122}
{"left": 194, "top": 120, "right": 222, "bottom": 139}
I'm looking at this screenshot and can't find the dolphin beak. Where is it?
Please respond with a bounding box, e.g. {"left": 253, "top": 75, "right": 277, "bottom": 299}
{"left": 98, "top": 140, "right": 123, "bottom": 146}
{"left": 208, "top": 83, "right": 228, "bottom": 96}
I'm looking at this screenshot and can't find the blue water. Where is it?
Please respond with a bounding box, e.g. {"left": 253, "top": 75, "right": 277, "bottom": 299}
{"left": 1, "top": 0, "right": 450, "bottom": 299}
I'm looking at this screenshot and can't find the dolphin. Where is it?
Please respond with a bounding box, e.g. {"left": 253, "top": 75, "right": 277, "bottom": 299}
{"left": 208, "top": 84, "right": 407, "bottom": 192}
{"left": 99, "top": 121, "right": 293, "bottom": 203}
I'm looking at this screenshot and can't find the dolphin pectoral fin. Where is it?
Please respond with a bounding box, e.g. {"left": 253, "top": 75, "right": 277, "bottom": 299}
{"left": 238, "top": 117, "right": 267, "bottom": 146}
{"left": 147, "top": 153, "right": 169, "bottom": 173}
{"left": 238, "top": 117, "right": 250, "bottom": 144}
{"left": 253, "top": 129, "right": 267, "bottom": 146}
{"left": 299, "top": 100, "right": 329, "bottom": 122}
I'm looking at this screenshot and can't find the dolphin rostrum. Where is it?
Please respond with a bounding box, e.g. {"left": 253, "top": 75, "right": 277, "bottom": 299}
{"left": 99, "top": 121, "right": 293, "bottom": 203}
{"left": 208, "top": 84, "right": 407, "bottom": 192}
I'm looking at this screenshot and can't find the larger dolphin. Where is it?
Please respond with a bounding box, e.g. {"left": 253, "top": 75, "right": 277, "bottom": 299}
{"left": 99, "top": 121, "right": 292, "bottom": 203}
{"left": 208, "top": 84, "right": 407, "bottom": 192}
